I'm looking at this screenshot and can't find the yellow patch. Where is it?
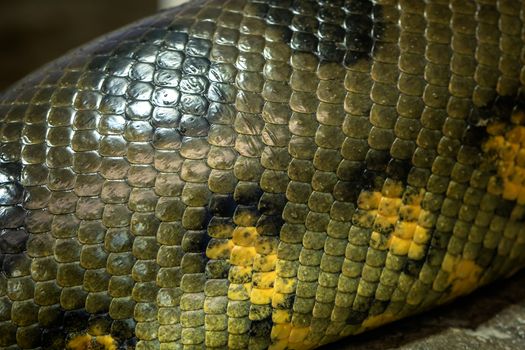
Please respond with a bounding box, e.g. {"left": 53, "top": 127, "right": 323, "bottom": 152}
{"left": 95, "top": 336, "right": 117, "bottom": 350}
{"left": 251, "top": 287, "right": 274, "bottom": 305}
{"left": 232, "top": 226, "right": 258, "bottom": 246}
{"left": 441, "top": 254, "right": 483, "bottom": 299}
{"left": 361, "top": 312, "right": 398, "bottom": 330}
{"left": 230, "top": 245, "right": 257, "bottom": 265}
{"left": 67, "top": 334, "right": 91, "bottom": 350}
{"left": 206, "top": 239, "right": 234, "bottom": 259}
{"left": 483, "top": 120, "right": 525, "bottom": 204}
{"left": 253, "top": 253, "right": 278, "bottom": 271}
{"left": 67, "top": 334, "right": 117, "bottom": 350}
{"left": 387, "top": 236, "right": 411, "bottom": 255}
{"left": 271, "top": 323, "right": 291, "bottom": 340}
{"left": 274, "top": 277, "right": 296, "bottom": 294}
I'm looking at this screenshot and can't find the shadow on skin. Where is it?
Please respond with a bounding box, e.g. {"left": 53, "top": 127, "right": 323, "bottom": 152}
{"left": 323, "top": 270, "right": 525, "bottom": 349}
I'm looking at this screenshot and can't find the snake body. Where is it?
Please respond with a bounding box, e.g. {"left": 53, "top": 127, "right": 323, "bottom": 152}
{"left": 1, "top": 0, "right": 525, "bottom": 349}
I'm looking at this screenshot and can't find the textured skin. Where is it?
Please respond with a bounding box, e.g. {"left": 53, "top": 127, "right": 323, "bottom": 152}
{"left": 1, "top": 0, "right": 525, "bottom": 349}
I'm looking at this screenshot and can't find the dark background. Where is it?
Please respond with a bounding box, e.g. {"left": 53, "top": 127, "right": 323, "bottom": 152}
{"left": 0, "top": 0, "right": 156, "bottom": 90}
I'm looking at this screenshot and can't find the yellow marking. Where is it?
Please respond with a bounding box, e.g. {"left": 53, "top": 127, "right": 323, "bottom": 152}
{"left": 382, "top": 179, "right": 404, "bottom": 197}
{"left": 378, "top": 197, "right": 402, "bottom": 216}
{"left": 271, "top": 292, "right": 287, "bottom": 308}
{"left": 272, "top": 309, "right": 292, "bottom": 323}
{"left": 230, "top": 245, "right": 257, "bottom": 265}
{"left": 357, "top": 191, "right": 381, "bottom": 210}
{"left": 361, "top": 312, "right": 398, "bottom": 330}
{"left": 395, "top": 221, "right": 417, "bottom": 240}
{"left": 511, "top": 109, "right": 525, "bottom": 124}
{"left": 232, "top": 226, "right": 258, "bottom": 246}
{"left": 67, "top": 335, "right": 91, "bottom": 350}
{"left": 441, "top": 253, "right": 483, "bottom": 299}
{"left": 487, "top": 121, "right": 507, "bottom": 135}
{"left": 229, "top": 265, "right": 252, "bottom": 280}
{"left": 269, "top": 339, "right": 288, "bottom": 350}
{"left": 227, "top": 282, "right": 252, "bottom": 301}
{"left": 96, "top": 336, "right": 117, "bottom": 350}
{"left": 251, "top": 287, "right": 274, "bottom": 304}
{"left": 274, "top": 277, "right": 296, "bottom": 294}
{"left": 253, "top": 253, "right": 278, "bottom": 271}
{"left": 387, "top": 236, "right": 411, "bottom": 255}
{"left": 206, "top": 239, "right": 234, "bottom": 259}
{"left": 253, "top": 271, "right": 277, "bottom": 288}
{"left": 277, "top": 327, "right": 312, "bottom": 350}
{"left": 67, "top": 334, "right": 117, "bottom": 350}
{"left": 271, "top": 323, "right": 291, "bottom": 340}
{"left": 413, "top": 226, "right": 431, "bottom": 244}
{"left": 408, "top": 242, "right": 426, "bottom": 260}
{"left": 483, "top": 120, "right": 525, "bottom": 204}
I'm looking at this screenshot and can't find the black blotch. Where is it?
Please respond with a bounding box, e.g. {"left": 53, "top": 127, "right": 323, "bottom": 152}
{"left": 386, "top": 159, "right": 411, "bottom": 181}
{"left": 369, "top": 300, "right": 389, "bottom": 316}
{"left": 256, "top": 215, "right": 284, "bottom": 236}
{"left": 207, "top": 217, "right": 234, "bottom": 237}
{"left": 429, "top": 231, "right": 450, "bottom": 250}
{"left": 461, "top": 125, "right": 487, "bottom": 148}
{"left": 274, "top": 293, "right": 295, "bottom": 309}
{"left": 88, "top": 314, "right": 112, "bottom": 335}
{"left": 476, "top": 247, "right": 497, "bottom": 268}
{"left": 208, "top": 194, "right": 236, "bottom": 217}
{"left": 111, "top": 319, "right": 136, "bottom": 341}
{"left": 404, "top": 257, "right": 426, "bottom": 277}
{"left": 249, "top": 318, "right": 273, "bottom": 338}
{"left": 468, "top": 94, "right": 519, "bottom": 126}
{"left": 334, "top": 181, "right": 362, "bottom": 203}
{"left": 346, "top": 310, "right": 368, "bottom": 325}
{"left": 64, "top": 310, "right": 90, "bottom": 333}
{"left": 233, "top": 206, "right": 260, "bottom": 227}
{"left": 182, "top": 231, "right": 210, "bottom": 253}
{"left": 365, "top": 149, "right": 389, "bottom": 172}
{"left": 234, "top": 182, "right": 263, "bottom": 206}
{"left": 41, "top": 328, "right": 66, "bottom": 349}
{"left": 258, "top": 193, "right": 286, "bottom": 216}
{"left": 495, "top": 199, "right": 515, "bottom": 217}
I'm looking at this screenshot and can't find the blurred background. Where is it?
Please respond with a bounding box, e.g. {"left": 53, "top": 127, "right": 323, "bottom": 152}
{"left": 0, "top": 0, "right": 188, "bottom": 91}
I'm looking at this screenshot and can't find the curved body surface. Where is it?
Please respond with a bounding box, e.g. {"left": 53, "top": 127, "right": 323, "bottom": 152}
{"left": 1, "top": 0, "right": 525, "bottom": 349}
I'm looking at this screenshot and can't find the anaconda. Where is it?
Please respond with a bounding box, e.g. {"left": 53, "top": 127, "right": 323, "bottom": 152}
{"left": 1, "top": 0, "right": 525, "bottom": 349}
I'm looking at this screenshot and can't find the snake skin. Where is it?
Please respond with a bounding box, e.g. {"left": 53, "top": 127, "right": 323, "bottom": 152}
{"left": 1, "top": 0, "right": 525, "bottom": 349}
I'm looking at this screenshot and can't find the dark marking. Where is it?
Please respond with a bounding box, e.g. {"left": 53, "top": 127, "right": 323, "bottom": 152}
{"left": 346, "top": 310, "right": 368, "bottom": 325}
{"left": 461, "top": 125, "right": 487, "bottom": 147}
{"left": 64, "top": 310, "right": 90, "bottom": 333}
{"left": 41, "top": 328, "right": 66, "bottom": 349}
{"left": 258, "top": 193, "right": 286, "bottom": 216}
{"left": 404, "top": 257, "right": 426, "bottom": 278}
{"left": 208, "top": 194, "right": 236, "bottom": 217}
{"left": 249, "top": 318, "right": 273, "bottom": 338}
{"left": 495, "top": 199, "right": 515, "bottom": 217}
{"left": 386, "top": 159, "right": 411, "bottom": 181}
{"left": 368, "top": 300, "right": 389, "bottom": 316}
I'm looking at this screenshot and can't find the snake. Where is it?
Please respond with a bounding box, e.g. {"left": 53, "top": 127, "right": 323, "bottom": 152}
{"left": 1, "top": 0, "right": 525, "bottom": 349}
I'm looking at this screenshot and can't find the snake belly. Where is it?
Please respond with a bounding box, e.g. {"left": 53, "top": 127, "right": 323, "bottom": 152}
{"left": 1, "top": 0, "right": 525, "bottom": 349}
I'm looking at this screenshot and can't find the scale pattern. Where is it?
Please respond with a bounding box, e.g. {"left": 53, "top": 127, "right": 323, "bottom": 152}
{"left": 1, "top": 0, "right": 525, "bottom": 349}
